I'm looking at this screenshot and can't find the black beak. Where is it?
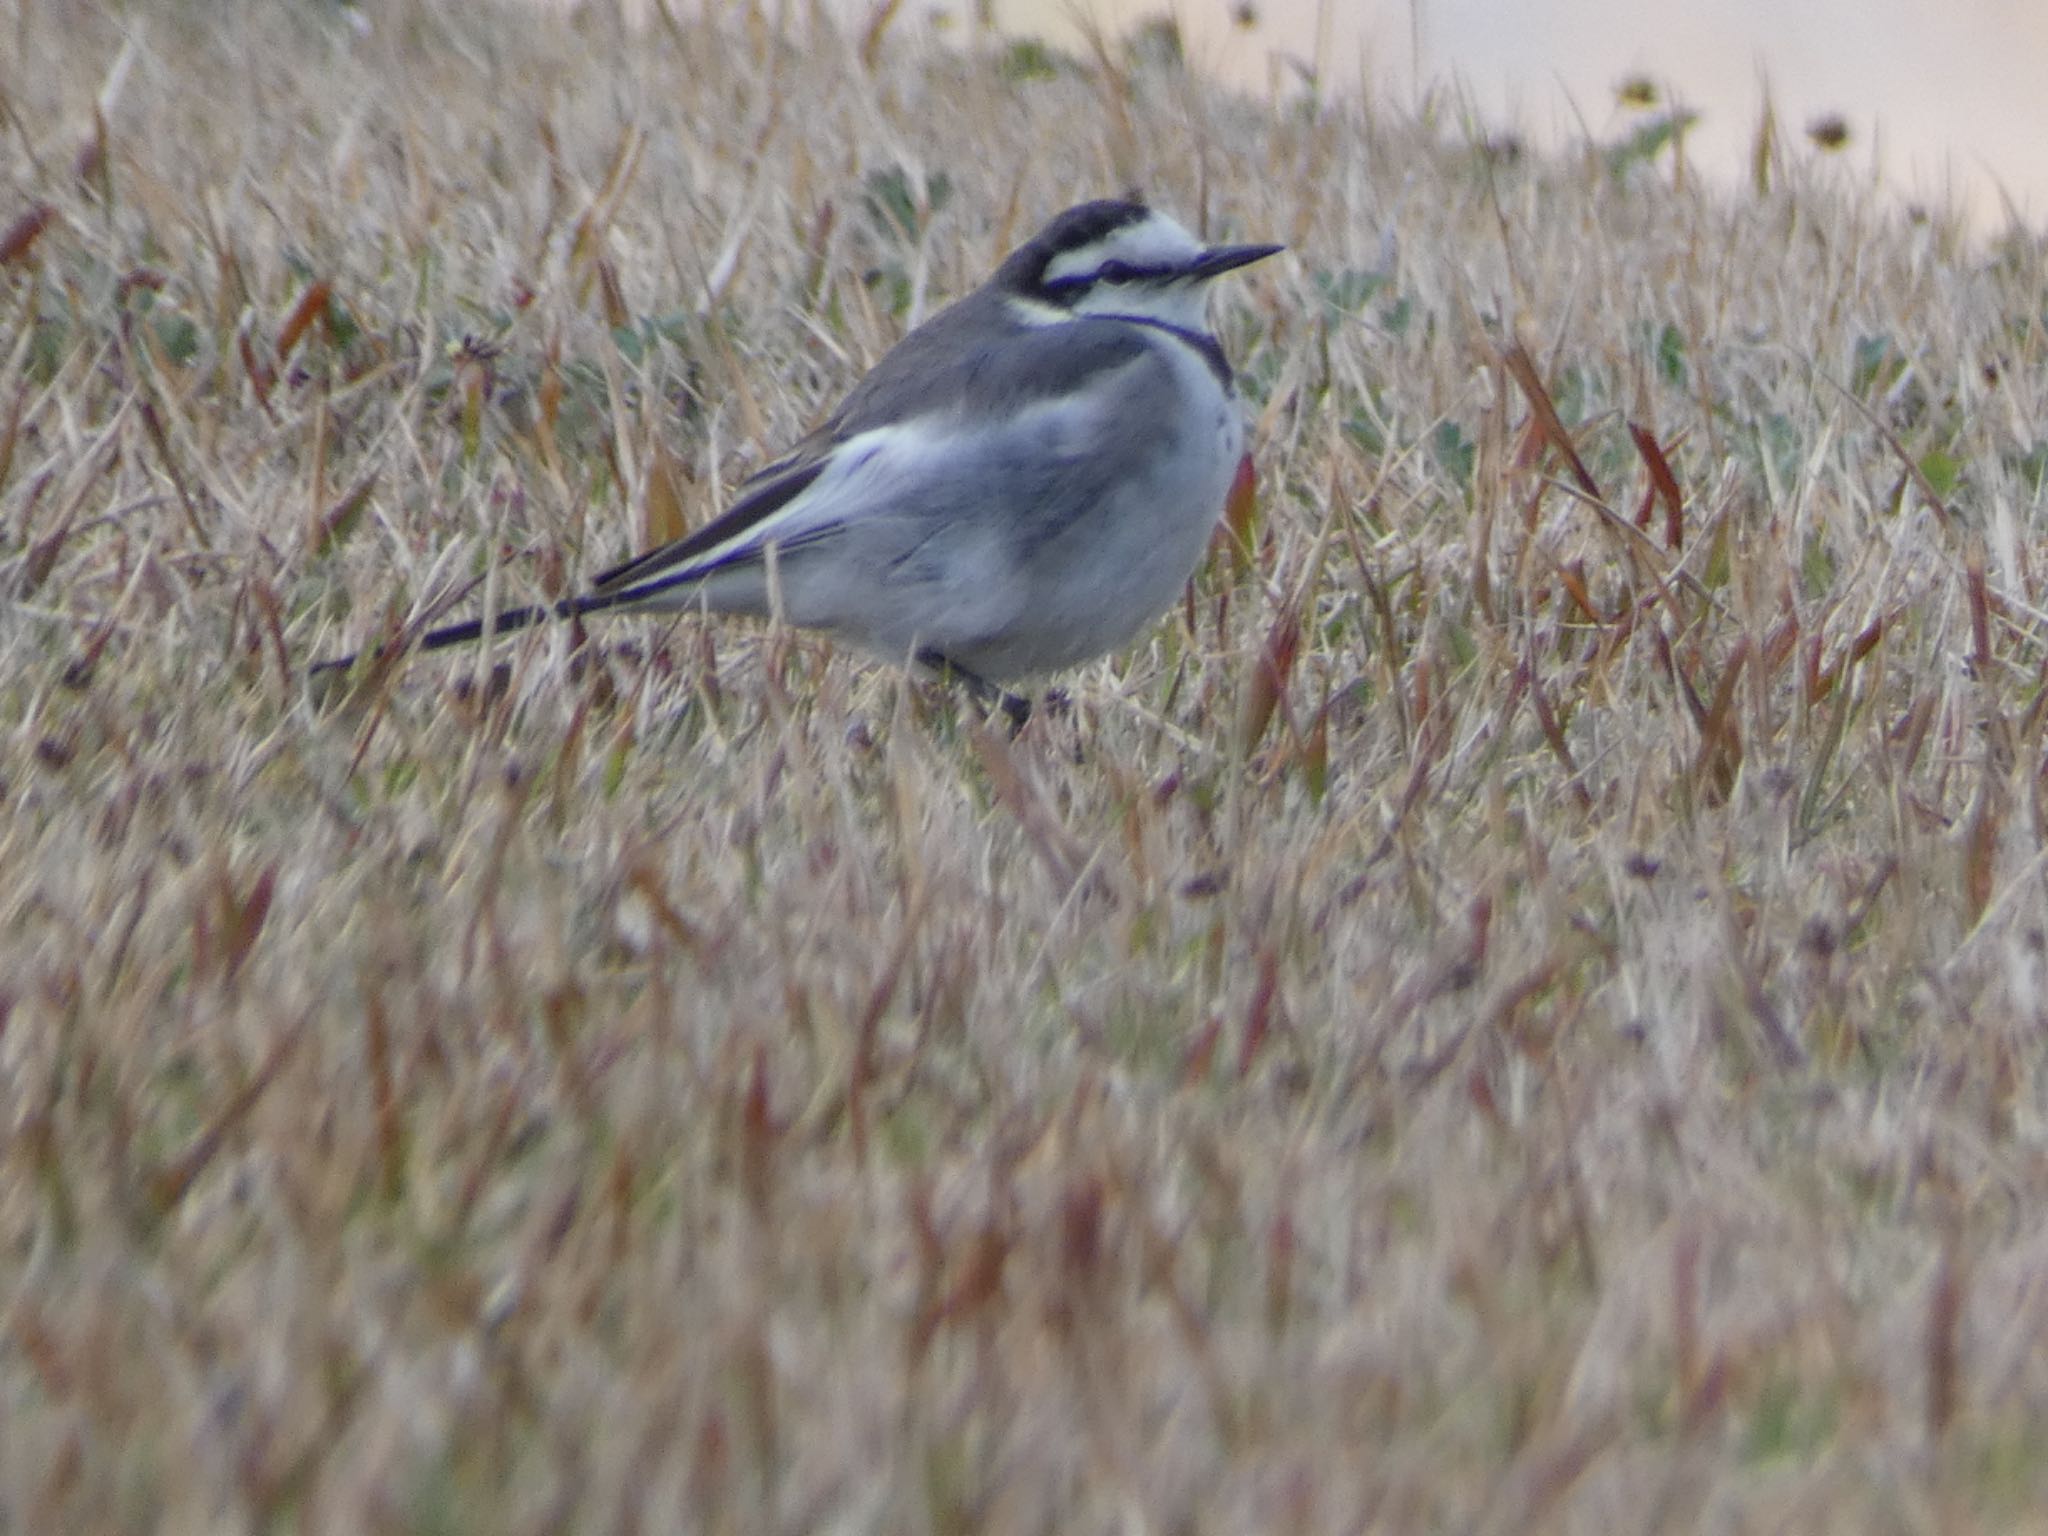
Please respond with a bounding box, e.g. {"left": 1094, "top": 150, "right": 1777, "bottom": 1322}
{"left": 1190, "top": 242, "right": 1285, "bottom": 280}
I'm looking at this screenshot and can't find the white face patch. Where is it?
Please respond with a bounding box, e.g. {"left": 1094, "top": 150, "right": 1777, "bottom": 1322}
{"left": 1003, "top": 295, "right": 1078, "bottom": 328}
{"left": 1068, "top": 271, "right": 1210, "bottom": 330}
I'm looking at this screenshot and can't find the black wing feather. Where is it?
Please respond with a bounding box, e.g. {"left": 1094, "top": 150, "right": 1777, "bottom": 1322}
{"left": 589, "top": 455, "right": 830, "bottom": 593}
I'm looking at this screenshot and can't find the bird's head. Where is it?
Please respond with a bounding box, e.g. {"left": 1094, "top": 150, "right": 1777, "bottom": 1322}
{"left": 996, "top": 199, "right": 1282, "bottom": 331}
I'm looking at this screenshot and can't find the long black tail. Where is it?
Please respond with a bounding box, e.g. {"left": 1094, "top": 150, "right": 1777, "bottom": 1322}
{"left": 308, "top": 588, "right": 638, "bottom": 682}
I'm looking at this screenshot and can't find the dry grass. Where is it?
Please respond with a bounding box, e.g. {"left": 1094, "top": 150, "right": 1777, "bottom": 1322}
{"left": 7, "top": 1, "right": 2048, "bottom": 1530}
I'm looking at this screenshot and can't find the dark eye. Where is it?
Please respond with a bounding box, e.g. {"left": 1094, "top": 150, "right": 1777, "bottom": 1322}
{"left": 1098, "top": 260, "right": 1135, "bottom": 283}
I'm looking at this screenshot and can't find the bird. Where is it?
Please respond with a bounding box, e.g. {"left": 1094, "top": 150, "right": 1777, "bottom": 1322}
{"left": 313, "top": 199, "right": 1282, "bottom": 722}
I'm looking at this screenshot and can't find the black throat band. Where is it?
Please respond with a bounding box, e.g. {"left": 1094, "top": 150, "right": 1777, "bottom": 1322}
{"left": 1107, "top": 314, "right": 1234, "bottom": 390}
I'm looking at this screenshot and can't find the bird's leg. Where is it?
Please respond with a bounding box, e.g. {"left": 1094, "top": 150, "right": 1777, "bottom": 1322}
{"left": 915, "top": 649, "right": 1032, "bottom": 733}
{"left": 995, "top": 690, "right": 1033, "bottom": 733}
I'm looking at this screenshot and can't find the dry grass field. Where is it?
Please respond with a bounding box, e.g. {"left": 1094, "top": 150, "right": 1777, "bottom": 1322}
{"left": 8, "top": 1, "right": 2048, "bottom": 1530}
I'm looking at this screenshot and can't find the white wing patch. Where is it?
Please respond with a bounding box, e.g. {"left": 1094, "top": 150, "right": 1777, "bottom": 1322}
{"left": 651, "top": 424, "right": 920, "bottom": 578}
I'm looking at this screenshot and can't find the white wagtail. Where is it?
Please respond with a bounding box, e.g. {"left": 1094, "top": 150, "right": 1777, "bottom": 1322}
{"left": 315, "top": 199, "right": 1281, "bottom": 721}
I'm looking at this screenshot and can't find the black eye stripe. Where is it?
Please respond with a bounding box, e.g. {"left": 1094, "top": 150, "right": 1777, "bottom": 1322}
{"left": 1042, "top": 260, "right": 1179, "bottom": 293}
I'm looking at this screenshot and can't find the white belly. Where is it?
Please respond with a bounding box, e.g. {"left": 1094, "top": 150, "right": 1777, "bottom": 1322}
{"left": 960, "top": 332, "right": 1245, "bottom": 678}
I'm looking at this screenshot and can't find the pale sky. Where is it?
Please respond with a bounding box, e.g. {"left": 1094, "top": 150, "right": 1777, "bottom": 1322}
{"left": 981, "top": 0, "right": 2048, "bottom": 231}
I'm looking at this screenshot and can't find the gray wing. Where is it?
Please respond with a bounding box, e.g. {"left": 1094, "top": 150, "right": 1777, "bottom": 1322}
{"left": 818, "top": 290, "right": 1161, "bottom": 435}
{"left": 591, "top": 301, "right": 1162, "bottom": 598}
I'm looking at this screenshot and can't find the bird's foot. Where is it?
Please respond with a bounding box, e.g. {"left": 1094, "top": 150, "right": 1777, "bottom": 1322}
{"left": 915, "top": 648, "right": 1033, "bottom": 737}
